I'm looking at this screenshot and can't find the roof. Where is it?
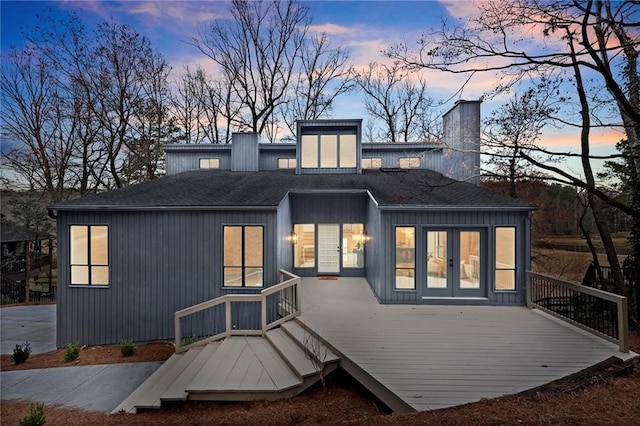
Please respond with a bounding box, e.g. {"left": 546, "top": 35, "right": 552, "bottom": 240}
{"left": 48, "top": 169, "right": 534, "bottom": 211}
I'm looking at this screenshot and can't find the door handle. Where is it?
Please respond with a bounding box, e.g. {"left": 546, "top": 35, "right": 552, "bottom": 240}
{"left": 448, "top": 258, "right": 453, "bottom": 268}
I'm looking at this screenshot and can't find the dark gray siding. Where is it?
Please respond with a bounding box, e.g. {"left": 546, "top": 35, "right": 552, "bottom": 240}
{"left": 365, "top": 197, "right": 383, "bottom": 300}
{"left": 56, "top": 209, "right": 278, "bottom": 347}
{"left": 231, "top": 133, "right": 259, "bottom": 172}
{"left": 373, "top": 209, "right": 529, "bottom": 305}
{"left": 361, "top": 145, "right": 442, "bottom": 171}
{"left": 259, "top": 146, "right": 297, "bottom": 171}
{"left": 276, "top": 194, "right": 293, "bottom": 271}
{"left": 290, "top": 192, "right": 367, "bottom": 224}
{"left": 165, "top": 148, "right": 232, "bottom": 174}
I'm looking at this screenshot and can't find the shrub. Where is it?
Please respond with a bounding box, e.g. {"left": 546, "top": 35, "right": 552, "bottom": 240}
{"left": 12, "top": 341, "right": 32, "bottom": 364}
{"left": 181, "top": 335, "right": 197, "bottom": 347}
{"left": 120, "top": 339, "right": 135, "bottom": 357}
{"left": 63, "top": 342, "right": 80, "bottom": 362}
{"left": 19, "top": 402, "right": 46, "bottom": 426}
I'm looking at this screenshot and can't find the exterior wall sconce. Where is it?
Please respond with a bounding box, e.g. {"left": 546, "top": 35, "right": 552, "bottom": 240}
{"left": 359, "top": 232, "right": 368, "bottom": 244}
{"left": 291, "top": 232, "right": 298, "bottom": 244}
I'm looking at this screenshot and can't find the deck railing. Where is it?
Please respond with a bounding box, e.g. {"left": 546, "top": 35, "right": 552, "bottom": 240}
{"left": 527, "top": 271, "right": 629, "bottom": 353}
{"left": 174, "top": 270, "right": 301, "bottom": 353}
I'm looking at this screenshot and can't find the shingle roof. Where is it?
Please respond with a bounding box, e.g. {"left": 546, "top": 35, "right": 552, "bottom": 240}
{"left": 49, "top": 169, "right": 533, "bottom": 211}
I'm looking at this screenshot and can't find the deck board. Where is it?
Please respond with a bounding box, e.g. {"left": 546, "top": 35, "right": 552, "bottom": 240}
{"left": 162, "top": 342, "right": 220, "bottom": 401}
{"left": 299, "top": 277, "right": 635, "bottom": 412}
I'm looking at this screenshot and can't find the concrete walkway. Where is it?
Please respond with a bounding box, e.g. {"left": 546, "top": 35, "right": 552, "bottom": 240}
{"left": 1, "top": 304, "right": 164, "bottom": 413}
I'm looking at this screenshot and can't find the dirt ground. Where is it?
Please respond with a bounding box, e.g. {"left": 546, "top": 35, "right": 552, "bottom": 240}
{"left": 2, "top": 336, "right": 640, "bottom": 425}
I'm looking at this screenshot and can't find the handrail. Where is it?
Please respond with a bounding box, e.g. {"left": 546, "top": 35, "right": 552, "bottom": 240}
{"left": 174, "top": 269, "right": 301, "bottom": 353}
{"left": 527, "top": 271, "right": 629, "bottom": 353}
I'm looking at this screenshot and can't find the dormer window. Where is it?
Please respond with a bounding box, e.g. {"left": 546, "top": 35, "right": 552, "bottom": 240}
{"left": 301, "top": 133, "right": 356, "bottom": 169}
{"left": 199, "top": 158, "right": 220, "bottom": 169}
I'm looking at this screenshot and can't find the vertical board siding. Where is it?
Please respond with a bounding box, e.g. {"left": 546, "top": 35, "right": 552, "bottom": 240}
{"left": 276, "top": 194, "right": 293, "bottom": 272}
{"left": 259, "top": 147, "right": 297, "bottom": 171}
{"left": 290, "top": 193, "right": 367, "bottom": 223}
{"left": 231, "top": 133, "right": 259, "bottom": 171}
{"left": 56, "top": 209, "right": 278, "bottom": 347}
{"left": 165, "top": 149, "right": 232, "bottom": 175}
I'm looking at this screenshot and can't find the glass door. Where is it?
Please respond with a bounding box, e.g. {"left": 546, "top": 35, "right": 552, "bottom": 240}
{"left": 425, "top": 229, "right": 484, "bottom": 297}
{"left": 317, "top": 224, "right": 340, "bottom": 274}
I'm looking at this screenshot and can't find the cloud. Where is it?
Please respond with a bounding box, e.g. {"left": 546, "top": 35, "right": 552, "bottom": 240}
{"left": 308, "top": 23, "right": 354, "bottom": 36}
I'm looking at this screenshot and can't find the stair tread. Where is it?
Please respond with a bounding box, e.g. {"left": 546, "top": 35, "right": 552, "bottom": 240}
{"left": 267, "top": 328, "right": 319, "bottom": 377}
{"left": 161, "top": 342, "right": 220, "bottom": 401}
{"left": 112, "top": 349, "right": 200, "bottom": 413}
{"left": 134, "top": 347, "right": 202, "bottom": 408}
{"left": 281, "top": 321, "right": 340, "bottom": 363}
{"left": 188, "top": 337, "right": 301, "bottom": 392}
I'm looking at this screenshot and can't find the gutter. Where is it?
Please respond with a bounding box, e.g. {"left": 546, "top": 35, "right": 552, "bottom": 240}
{"left": 48, "top": 205, "right": 280, "bottom": 213}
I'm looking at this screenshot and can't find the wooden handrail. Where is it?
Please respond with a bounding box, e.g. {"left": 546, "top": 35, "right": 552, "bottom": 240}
{"left": 526, "top": 271, "right": 629, "bottom": 353}
{"left": 175, "top": 270, "right": 301, "bottom": 353}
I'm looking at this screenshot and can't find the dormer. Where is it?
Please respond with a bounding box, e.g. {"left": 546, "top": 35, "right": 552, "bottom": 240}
{"left": 296, "top": 119, "right": 362, "bottom": 175}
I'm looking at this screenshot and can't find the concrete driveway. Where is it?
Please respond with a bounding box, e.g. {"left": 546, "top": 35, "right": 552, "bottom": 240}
{"left": 1, "top": 304, "right": 164, "bottom": 413}
{"left": 1, "top": 304, "right": 57, "bottom": 355}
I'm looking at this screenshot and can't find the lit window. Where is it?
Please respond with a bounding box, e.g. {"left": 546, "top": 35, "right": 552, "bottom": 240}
{"left": 340, "top": 135, "right": 357, "bottom": 167}
{"left": 70, "top": 225, "right": 109, "bottom": 286}
{"left": 395, "top": 227, "right": 415, "bottom": 289}
{"left": 300, "top": 133, "right": 357, "bottom": 169}
{"left": 278, "top": 158, "right": 297, "bottom": 169}
{"left": 342, "top": 224, "right": 364, "bottom": 268}
{"left": 399, "top": 157, "right": 420, "bottom": 169}
{"left": 224, "top": 226, "right": 263, "bottom": 287}
{"left": 199, "top": 158, "right": 220, "bottom": 169}
{"left": 362, "top": 158, "right": 382, "bottom": 169}
{"left": 293, "top": 224, "right": 315, "bottom": 268}
{"left": 495, "top": 227, "right": 516, "bottom": 290}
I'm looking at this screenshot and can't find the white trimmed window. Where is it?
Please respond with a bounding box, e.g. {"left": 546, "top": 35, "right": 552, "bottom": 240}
{"left": 399, "top": 157, "right": 420, "bottom": 169}
{"left": 278, "top": 158, "right": 297, "bottom": 169}
{"left": 70, "top": 225, "right": 109, "bottom": 286}
{"left": 301, "top": 133, "right": 357, "bottom": 169}
{"left": 199, "top": 158, "right": 220, "bottom": 169}
{"left": 361, "top": 158, "right": 382, "bottom": 169}
{"left": 395, "top": 227, "right": 415, "bottom": 289}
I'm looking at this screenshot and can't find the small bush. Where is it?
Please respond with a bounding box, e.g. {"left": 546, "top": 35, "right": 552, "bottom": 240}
{"left": 19, "top": 402, "right": 46, "bottom": 426}
{"left": 120, "top": 339, "right": 135, "bottom": 357}
{"left": 12, "top": 341, "right": 32, "bottom": 364}
{"left": 181, "top": 335, "right": 197, "bottom": 347}
{"left": 63, "top": 342, "right": 80, "bottom": 362}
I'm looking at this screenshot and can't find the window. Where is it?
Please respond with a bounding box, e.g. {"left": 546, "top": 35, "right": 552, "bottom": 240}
{"left": 495, "top": 227, "right": 516, "bottom": 290}
{"left": 300, "top": 133, "right": 357, "bottom": 169}
{"left": 293, "top": 224, "right": 315, "bottom": 268}
{"left": 278, "top": 158, "right": 297, "bottom": 169}
{"left": 70, "top": 225, "right": 109, "bottom": 286}
{"left": 224, "top": 226, "right": 263, "bottom": 287}
{"left": 199, "top": 158, "right": 220, "bottom": 169}
{"left": 395, "top": 227, "right": 415, "bottom": 289}
{"left": 361, "top": 158, "right": 382, "bottom": 169}
{"left": 342, "top": 224, "right": 364, "bottom": 268}
{"left": 399, "top": 157, "right": 420, "bottom": 169}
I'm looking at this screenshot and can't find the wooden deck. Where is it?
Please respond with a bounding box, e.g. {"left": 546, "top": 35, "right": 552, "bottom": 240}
{"left": 298, "top": 277, "right": 636, "bottom": 412}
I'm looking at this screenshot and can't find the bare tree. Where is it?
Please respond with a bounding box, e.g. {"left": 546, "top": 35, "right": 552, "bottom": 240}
{"left": 354, "top": 62, "right": 437, "bottom": 143}
{"left": 282, "top": 33, "right": 355, "bottom": 136}
{"left": 388, "top": 0, "right": 639, "bottom": 297}
{"left": 1, "top": 47, "right": 76, "bottom": 201}
{"left": 483, "top": 88, "right": 560, "bottom": 197}
{"left": 191, "top": 0, "right": 311, "bottom": 140}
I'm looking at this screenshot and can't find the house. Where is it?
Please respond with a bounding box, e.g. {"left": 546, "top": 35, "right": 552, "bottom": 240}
{"left": 48, "top": 100, "right": 534, "bottom": 347}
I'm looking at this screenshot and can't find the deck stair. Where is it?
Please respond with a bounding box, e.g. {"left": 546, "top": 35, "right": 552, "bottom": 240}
{"left": 113, "top": 321, "right": 339, "bottom": 414}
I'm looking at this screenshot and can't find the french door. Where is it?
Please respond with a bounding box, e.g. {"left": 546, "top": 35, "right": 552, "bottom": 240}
{"left": 424, "top": 228, "right": 484, "bottom": 298}
{"left": 317, "top": 224, "right": 340, "bottom": 274}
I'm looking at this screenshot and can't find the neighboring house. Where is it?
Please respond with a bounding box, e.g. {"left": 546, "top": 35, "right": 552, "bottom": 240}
{"left": 48, "top": 100, "right": 535, "bottom": 347}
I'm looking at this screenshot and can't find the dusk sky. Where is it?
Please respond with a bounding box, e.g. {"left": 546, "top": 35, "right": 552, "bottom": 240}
{"left": 0, "top": 1, "right": 626, "bottom": 176}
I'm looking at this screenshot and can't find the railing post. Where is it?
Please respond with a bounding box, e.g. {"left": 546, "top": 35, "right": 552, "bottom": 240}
{"left": 618, "top": 297, "right": 629, "bottom": 353}
{"left": 225, "top": 299, "right": 231, "bottom": 337}
{"left": 526, "top": 272, "right": 533, "bottom": 308}
{"left": 296, "top": 278, "right": 302, "bottom": 315}
{"left": 261, "top": 290, "right": 267, "bottom": 336}
{"left": 174, "top": 315, "right": 181, "bottom": 352}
